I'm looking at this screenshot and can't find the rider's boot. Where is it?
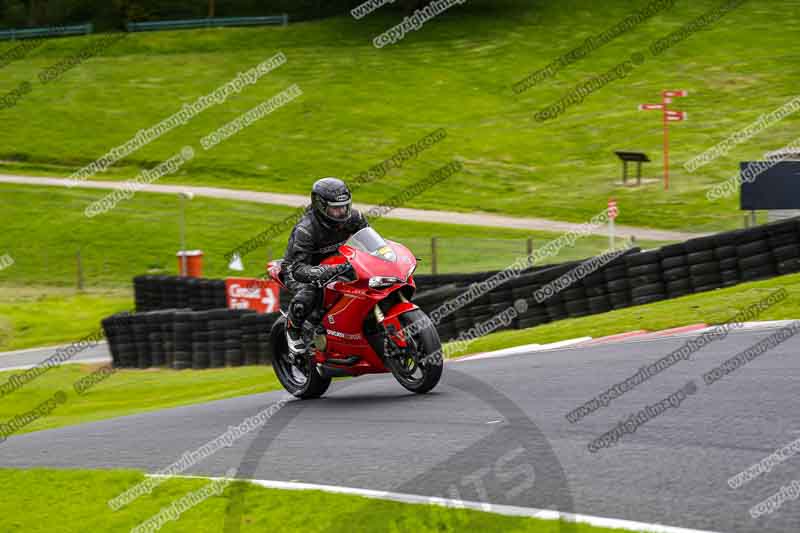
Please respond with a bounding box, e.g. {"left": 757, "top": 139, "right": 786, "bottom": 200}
{"left": 286, "top": 318, "right": 307, "bottom": 358}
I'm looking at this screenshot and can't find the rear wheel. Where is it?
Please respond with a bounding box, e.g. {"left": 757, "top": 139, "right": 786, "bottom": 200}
{"left": 385, "top": 310, "right": 443, "bottom": 394}
{"left": 270, "top": 316, "right": 331, "bottom": 399}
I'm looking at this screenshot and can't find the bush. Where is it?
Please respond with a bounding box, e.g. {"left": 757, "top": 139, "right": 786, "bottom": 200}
{"left": 0, "top": 0, "right": 369, "bottom": 29}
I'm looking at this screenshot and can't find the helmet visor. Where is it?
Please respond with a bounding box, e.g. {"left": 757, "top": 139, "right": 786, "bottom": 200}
{"left": 325, "top": 200, "right": 351, "bottom": 222}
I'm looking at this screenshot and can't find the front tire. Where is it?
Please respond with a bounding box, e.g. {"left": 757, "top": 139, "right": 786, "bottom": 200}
{"left": 270, "top": 316, "right": 331, "bottom": 399}
{"left": 385, "top": 310, "right": 443, "bottom": 394}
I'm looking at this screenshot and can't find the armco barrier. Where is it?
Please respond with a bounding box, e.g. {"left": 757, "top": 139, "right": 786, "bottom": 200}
{"left": 0, "top": 23, "right": 92, "bottom": 41}
{"left": 114, "top": 218, "right": 800, "bottom": 367}
{"left": 126, "top": 15, "right": 288, "bottom": 33}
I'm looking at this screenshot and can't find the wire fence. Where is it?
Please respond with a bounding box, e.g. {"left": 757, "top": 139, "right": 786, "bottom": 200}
{"left": 0, "top": 234, "right": 670, "bottom": 289}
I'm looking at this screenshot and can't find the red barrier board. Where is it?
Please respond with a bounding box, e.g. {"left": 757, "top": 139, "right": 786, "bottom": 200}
{"left": 225, "top": 277, "right": 280, "bottom": 313}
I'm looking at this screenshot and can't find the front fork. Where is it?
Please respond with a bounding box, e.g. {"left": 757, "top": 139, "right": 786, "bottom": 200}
{"left": 374, "top": 299, "right": 418, "bottom": 355}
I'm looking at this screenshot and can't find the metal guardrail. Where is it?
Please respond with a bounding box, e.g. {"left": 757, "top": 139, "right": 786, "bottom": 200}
{"left": 0, "top": 23, "right": 93, "bottom": 41}
{"left": 126, "top": 15, "right": 289, "bottom": 33}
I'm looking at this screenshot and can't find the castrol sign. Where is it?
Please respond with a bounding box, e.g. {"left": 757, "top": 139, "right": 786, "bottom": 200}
{"left": 225, "top": 278, "right": 280, "bottom": 313}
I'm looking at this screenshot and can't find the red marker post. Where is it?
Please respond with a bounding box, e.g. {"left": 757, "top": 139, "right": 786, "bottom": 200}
{"left": 639, "top": 90, "right": 688, "bottom": 190}
{"left": 607, "top": 198, "right": 618, "bottom": 250}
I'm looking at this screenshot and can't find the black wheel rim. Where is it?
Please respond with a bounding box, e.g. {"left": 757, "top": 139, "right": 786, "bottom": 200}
{"left": 275, "top": 343, "right": 310, "bottom": 390}
{"left": 389, "top": 334, "right": 429, "bottom": 388}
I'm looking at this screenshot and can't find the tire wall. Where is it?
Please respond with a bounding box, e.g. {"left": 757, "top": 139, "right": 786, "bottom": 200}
{"left": 111, "top": 218, "right": 800, "bottom": 367}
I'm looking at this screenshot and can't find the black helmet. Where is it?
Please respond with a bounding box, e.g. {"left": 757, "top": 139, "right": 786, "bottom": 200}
{"left": 311, "top": 177, "right": 352, "bottom": 225}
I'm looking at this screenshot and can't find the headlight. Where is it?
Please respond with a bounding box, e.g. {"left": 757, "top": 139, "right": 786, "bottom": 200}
{"left": 369, "top": 276, "right": 403, "bottom": 289}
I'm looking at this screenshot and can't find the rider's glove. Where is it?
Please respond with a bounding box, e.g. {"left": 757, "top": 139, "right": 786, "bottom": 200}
{"left": 309, "top": 263, "right": 353, "bottom": 287}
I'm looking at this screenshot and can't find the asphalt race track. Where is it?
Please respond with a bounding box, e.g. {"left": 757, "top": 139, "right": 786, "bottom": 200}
{"left": 2, "top": 327, "right": 798, "bottom": 533}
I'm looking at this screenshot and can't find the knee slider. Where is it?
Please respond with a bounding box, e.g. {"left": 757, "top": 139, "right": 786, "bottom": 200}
{"left": 290, "top": 301, "right": 306, "bottom": 316}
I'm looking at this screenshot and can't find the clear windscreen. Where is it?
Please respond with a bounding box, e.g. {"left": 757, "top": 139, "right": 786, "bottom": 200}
{"left": 345, "top": 228, "right": 396, "bottom": 261}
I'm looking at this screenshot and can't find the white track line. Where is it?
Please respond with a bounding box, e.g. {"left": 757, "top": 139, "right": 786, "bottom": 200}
{"left": 454, "top": 337, "right": 592, "bottom": 362}
{"left": 148, "top": 474, "right": 720, "bottom": 533}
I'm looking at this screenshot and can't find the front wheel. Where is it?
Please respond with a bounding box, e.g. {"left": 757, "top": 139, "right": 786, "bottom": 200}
{"left": 385, "top": 310, "right": 443, "bottom": 394}
{"left": 270, "top": 316, "right": 331, "bottom": 399}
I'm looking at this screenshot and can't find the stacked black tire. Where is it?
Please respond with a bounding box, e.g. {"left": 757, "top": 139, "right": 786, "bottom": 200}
{"left": 411, "top": 217, "right": 800, "bottom": 341}
{"left": 603, "top": 255, "right": 633, "bottom": 310}
{"left": 241, "top": 313, "right": 281, "bottom": 364}
{"left": 103, "top": 308, "right": 280, "bottom": 370}
{"left": 626, "top": 250, "right": 666, "bottom": 306}
{"left": 190, "top": 311, "right": 211, "bottom": 369}
{"left": 769, "top": 221, "right": 800, "bottom": 275}
{"left": 113, "top": 218, "right": 800, "bottom": 367}
{"left": 134, "top": 275, "right": 227, "bottom": 312}
{"left": 172, "top": 311, "right": 194, "bottom": 370}
{"left": 102, "top": 312, "right": 134, "bottom": 368}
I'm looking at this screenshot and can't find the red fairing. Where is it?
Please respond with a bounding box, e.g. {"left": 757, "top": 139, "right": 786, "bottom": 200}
{"left": 382, "top": 301, "right": 419, "bottom": 347}
{"left": 304, "top": 238, "right": 418, "bottom": 376}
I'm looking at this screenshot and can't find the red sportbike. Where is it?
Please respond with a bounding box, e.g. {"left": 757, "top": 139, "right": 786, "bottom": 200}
{"left": 268, "top": 228, "right": 443, "bottom": 399}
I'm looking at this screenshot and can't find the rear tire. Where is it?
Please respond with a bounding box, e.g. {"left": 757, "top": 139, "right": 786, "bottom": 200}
{"left": 270, "top": 316, "right": 331, "bottom": 399}
{"left": 385, "top": 310, "right": 443, "bottom": 394}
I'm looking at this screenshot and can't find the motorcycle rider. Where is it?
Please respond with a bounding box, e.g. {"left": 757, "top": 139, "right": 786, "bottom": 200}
{"left": 283, "top": 177, "right": 369, "bottom": 355}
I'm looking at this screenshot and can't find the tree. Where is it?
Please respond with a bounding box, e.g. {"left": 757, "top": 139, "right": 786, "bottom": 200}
{"left": 26, "top": 0, "right": 47, "bottom": 26}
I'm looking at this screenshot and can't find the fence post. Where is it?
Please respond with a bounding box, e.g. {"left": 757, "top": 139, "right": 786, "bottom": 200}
{"left": 526, "top": 238, "right": 534, "bottom": 266}
{"left": 76, "top": 249, "right": 84, "bottom": 291}
{"left": 431, "top": 237, "right": 438, "bottom": 275}
{"left": 282, "top": 14, "right": 289, "bottom": 26}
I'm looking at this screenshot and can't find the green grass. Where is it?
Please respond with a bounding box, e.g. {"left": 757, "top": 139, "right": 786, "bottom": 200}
{"left": 452, "top": 272, "right": 800, "bottom": 357}
{"left": 0, "top": 468, "right": 630, "bottom": 533}
{"left": 0, "top": 184, "right": 667, "bottom": 287}
{"left": 0, "top": 0, "right": 797, "bottom": 232}
{"left": 0, "top": 287, "right": 131, "bottom": 351}
{"left": 0, "top": 364, "right": 281, "bottom": 435}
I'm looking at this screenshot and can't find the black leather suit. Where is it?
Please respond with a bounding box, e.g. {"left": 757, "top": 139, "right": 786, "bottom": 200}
{"left": 283, "top": 207, "right": 369, "bottom": 327}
